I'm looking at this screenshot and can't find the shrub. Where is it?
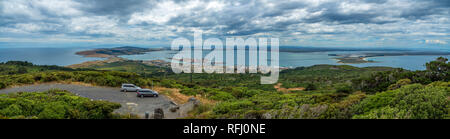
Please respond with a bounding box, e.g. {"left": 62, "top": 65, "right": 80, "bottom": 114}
{"left": 213, "top": 100, "right": 254, "bottom": 115}
{"left": 352, "top": 83, "right": 449, "bottom": 119}
{"left": 38, "top": 102, "right": 68, "bottom": 119}
{"left": 0, "top": 81, "right": 7, "bottom": 89}
{"left": 210, "top": 91, "right": 236, "bottom": 101}
{"left": 335, "top": 84, "right": 353, "bottom": 94}
{"left": 305, "top": 83, "right": 317, "bottom": 91}
{"left": 16, "top": 75, "right": 35, "bottom": 84}
{"left": 388, "top": 78, "right": 412, "bottom": 90}
{"left": 0, "top": 90, "right": 121, "bottom": 119}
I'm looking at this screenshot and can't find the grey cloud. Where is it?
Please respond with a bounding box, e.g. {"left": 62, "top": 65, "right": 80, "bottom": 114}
{"left": 430, "top": 0, "right": 450, "bottom": 7}
{"left": 360, "top": 0, "right": 388, "bottom": 4}
{"left": 75, "top": 0, "right": 154, "bottom": 16}
{"left": 260, "top": 1, "right": 307, "bottom": 18}
{"left": 138, "top": 0, "right": 449, "bottom": 38}
{"left": 398, "top": 0, "right": 449, "bottom": 20}
{"left": 305, "top": 12, "right": 390, "bottom": 24}
{"left": 0, "top": 0, "right": 449, "bottom": 46}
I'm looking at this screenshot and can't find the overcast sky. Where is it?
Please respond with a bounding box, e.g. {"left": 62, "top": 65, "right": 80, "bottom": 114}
{"left": 0, "top": 0, "right": 449, "bottom": 48}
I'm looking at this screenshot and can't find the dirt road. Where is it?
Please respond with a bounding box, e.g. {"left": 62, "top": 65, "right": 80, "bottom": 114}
{"left": 0, "top": 83, "right": 182, "bottom": 119}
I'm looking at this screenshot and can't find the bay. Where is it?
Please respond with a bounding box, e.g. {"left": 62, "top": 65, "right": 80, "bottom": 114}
{"left": 0, "top": 47, "right": 104, "bottom": 66}
{"left": 0, "top": 47, "right": 448, "bottom": 71}
{"left": 121, "top": 50, "right": 450, "bottom": 71}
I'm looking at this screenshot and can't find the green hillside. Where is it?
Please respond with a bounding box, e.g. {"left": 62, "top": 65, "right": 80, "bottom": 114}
{"left": 0, "top": 57, "right": 448, "bottom": 119}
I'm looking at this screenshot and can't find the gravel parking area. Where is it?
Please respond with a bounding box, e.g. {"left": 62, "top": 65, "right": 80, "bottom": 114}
{"left": 0, "top": 83, "right": 180, "bottom": 119}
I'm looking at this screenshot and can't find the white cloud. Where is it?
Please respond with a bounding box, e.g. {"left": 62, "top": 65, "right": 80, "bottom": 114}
{"left": 68, "top": 16, "right": 118, "bottom": 35}
{"left": 339, "top": 1, "right": 373, "bottom": 14}
{"left": 2, "top": 0, "right": 46, "bottom": 20}
{"left": 33, "top": 0, "right": 82, "bottom": 16}
{"left": 15, "top": 23, "right": 61, "bottom": 32}
{"left": 425, "top": 39, "right": 448, "bottom": 45}
{"left": 128, "top": 0, "right": 215, "bottom": 25}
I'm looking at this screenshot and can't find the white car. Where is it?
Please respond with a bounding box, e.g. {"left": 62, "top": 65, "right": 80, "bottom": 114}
{"left": 120, "top": 84, "right": 141, "bottom": 92}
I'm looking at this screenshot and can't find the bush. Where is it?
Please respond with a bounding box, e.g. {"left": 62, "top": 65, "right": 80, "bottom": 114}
{"left": 38, "top": 102, "right": 68, "bottom": 119}
{"left": 305, "top": 83, "right": 317, "bottom": 91}
{"left": 0, "top": 90, "right": 121, "bottom": 119}
{"left": 352, "top": 83, "right": 449, "bottom": 119}
{"left": 335, "top": 84, "right": 353, "bottom": 94}
{"left": 0, "top": 81, "right": 7, "bottom": 89}
{"left": 388, "top": 78, "right": 412, "bottom": 90}
{"left": 210, "top": 91, "right": 236, "bottom": 101}
{"left": 213, "top": 100, "right": 255, "bottom": 115}
{"left": 16, "top": 75, "right": 35, "bottom": 84}
{"left": 17, "top": 67, "right": 28, "bottom": 74}
{"left": 80, "top": 100, "right": 121, "bottom": 119}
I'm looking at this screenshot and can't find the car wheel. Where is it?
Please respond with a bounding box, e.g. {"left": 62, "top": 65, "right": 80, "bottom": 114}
{"left": 155, "top": 95, "right": 158, "bottom": 97}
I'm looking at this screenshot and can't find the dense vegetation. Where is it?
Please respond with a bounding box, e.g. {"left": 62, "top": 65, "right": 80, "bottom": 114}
{"left": 206, "top": 82, "right": 448, "bottom": 119}
{"left": 84, "top": 60, "right": 166, "bottom": 75}
{"left": 185, "top": 57, "right": 449, "bottom": 119}
{"left": 352, "top": 82, "right": 449, "bottom": 119}
{"left": 0, "top": 89, "right": 121, "bottom": 119}
{"left": 0, "top": 57, "right": 448, "bottom": 119}
{"left": 0, "top": 61, "right": 75, "bottom": 75}
{"left": 0, "top": 61, "right": 170, "bottom": 90}
{"left": 352, "top": 57, "right": 449, "bottom": 93}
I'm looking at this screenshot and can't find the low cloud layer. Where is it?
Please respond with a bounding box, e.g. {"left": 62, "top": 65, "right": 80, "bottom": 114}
{"left": 0, "top": 0, "right": 449, "bottom": 47}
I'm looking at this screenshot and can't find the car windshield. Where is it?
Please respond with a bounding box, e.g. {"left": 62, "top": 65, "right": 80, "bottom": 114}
{"left": 140, "top": 90, "right": 151, "bottom": 92}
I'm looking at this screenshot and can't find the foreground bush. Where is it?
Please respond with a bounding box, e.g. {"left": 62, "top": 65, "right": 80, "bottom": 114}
{"left": 206, "top": 82, "right": 449, "bottom": 119}
{"left": 352, "top": 83, "right": 449, "bottom": 119}
{"left": 0, "top": 90, "right": 121, "bottom": 119}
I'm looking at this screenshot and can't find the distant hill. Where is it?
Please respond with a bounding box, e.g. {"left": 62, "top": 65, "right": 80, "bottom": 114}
{"left": 75, "top": 46, "right": 166, "bottom": 58}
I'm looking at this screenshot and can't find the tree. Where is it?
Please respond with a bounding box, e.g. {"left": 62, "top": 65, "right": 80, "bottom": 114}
{"left": 426, "top": 57, "right": 448, "bottom": 72}
{"left": 425, "top": 57, "right": 449, "bottom": 82}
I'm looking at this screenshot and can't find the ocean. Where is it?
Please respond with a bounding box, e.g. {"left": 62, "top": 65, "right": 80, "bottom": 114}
{"left": 0, "top": 47, "right": 104, "bottom": 66}
{"left": 121, "top": 50, "right": 449, "bottom": 71}
{"left": 0, "top": 47, "right": 448, "bottom": 70}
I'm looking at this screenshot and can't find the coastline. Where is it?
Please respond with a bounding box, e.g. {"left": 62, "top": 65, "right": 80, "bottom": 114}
{"left": 68, "top": 47, "right": 450, "bottom": 70}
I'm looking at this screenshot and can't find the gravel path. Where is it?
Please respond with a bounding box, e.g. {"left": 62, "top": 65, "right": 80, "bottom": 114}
{"left": 0, "top": 83, "right": 180, "bottom": 119}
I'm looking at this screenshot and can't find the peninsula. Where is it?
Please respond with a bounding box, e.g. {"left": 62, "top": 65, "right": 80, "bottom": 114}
{"left": 75, "top": 46, "right": 166, "bottom": 58}
{"left": 331, "top": 51, "right": 450, "bottom": 64}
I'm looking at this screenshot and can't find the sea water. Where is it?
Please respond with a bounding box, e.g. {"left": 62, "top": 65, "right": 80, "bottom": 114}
{"left": 0, "top": 47, "right": 447, "bottom": 70}
{"left": 0, "top": 47, "right": 104, "bottom": 66}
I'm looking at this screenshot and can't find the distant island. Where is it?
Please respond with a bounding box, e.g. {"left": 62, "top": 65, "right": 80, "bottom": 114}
{"left": 335, "top": 56, "right": 376, "bottom": 64}
{"left": 331, "top": 51, "right": 450, "bottom": 64}
{"left": 75, "top": 46, "right": 166, "bottom": 58}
